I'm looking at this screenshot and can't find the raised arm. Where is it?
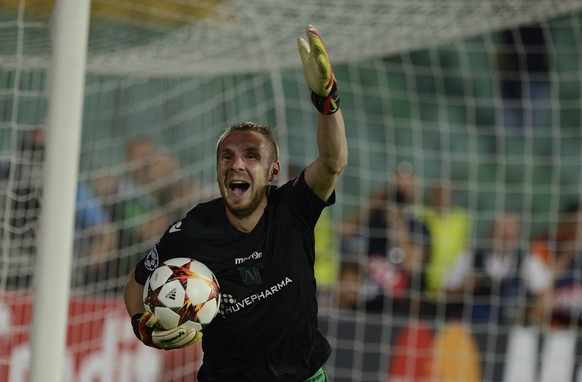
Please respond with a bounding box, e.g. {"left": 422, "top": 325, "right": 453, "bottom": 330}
{"left": 298, "top": 25, "right": 348, "bottom": 201}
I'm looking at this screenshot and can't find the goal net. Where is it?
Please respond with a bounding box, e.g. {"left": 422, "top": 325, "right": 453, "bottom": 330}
{"left": 2, "top": 0, "right": 582, "bottom": 381}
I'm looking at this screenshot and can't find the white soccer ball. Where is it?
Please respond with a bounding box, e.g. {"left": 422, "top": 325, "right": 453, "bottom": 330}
{"left": 143, "top": 257, "right": 221, "bottom": 331}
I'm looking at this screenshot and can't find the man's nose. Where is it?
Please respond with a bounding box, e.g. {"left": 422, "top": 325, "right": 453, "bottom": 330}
{"left": 232, "top": 155, "right": 245, "bottom": 170}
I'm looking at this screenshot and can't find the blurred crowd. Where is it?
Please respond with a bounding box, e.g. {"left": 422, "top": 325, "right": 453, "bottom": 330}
{"left": 1, "top": 128, "right": 200, "bottom": 294}
{"left": 2, "top": 129, "right": 580, "bottom": 329}
{"left": 324, "top": 162, "right": 582, "bottom": 330}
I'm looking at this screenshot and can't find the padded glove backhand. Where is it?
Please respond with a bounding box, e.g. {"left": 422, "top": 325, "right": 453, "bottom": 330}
{"left": 297, "top": 25, "right": 340, "bottom": 114}
{"left": 131, "top": 312, "right": 202, "bottom": 350}
{"left": 152, "top": 324, "right": 203, "bottom": 350}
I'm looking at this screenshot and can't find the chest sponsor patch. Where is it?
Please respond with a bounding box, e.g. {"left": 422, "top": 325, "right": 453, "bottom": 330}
{"left": 218, "top": 277, "right": 293, "bottom": 317}
{"left": 237, "top": 266, "right": 262, "bottom": 286}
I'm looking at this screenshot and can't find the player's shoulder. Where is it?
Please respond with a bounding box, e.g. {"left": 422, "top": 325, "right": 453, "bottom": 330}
{"left": 159, "top": 198, "right": 223, "bottom": 235}
{"left": 188, "top": 197, "right": 224, "bottom": 215}
{"left": 270, "top": 170, "right": 332, "bottom": 207}
{"left": 269, "top": 174, "right": 305, "bottom": 201}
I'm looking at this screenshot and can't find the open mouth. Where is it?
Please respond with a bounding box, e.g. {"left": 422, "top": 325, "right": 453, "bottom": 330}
{"left": 229, "top": 180, "right": 250, "bottom": 196}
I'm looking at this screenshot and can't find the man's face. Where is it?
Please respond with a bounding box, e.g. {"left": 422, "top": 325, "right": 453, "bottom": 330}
{"left": 216, "top": 130, "right": 279, "bottom": 218}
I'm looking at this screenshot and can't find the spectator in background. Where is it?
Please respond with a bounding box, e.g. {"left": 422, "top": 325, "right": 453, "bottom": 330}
{"left": 391, "top": 161, "right": 416, "bottom": 207}
{"left": 0, "top": 127, "right": 118, "bottom": 291}
{"left": 529, "top": 202, "right": 582, "bottom": 327}
{"left": 91, "top": 138, "right": 158, "bottom": 283}
{"left": 0, "top": 127, "right": 45, "bottom": 288}
{"left": 92, "top": 140, "right": 159, "bottom": 234}
{"left": 142, "top": 149, "right": 198, "bottom": 222}
{"left": 444, "top": 212, "right": 551, "bottom": 324}
{"left": 0, "top": 128, "right": 45, "bottom": 246}
{"left": 73, "top": 181, "right": 120, "bottom": 291}
{"left": 93, "top": 139, "right": 202, "bottom": 285}
{"left": 331, "top": 260, "right": 363, "bottom": 311}
{"left": 120, "top": 137, "right": 158, "bottom": 195}
{"left": 92, "top": 138, "right": 158, "bottom": 247}
{"left": 341, "top": 164, "right": 431, "bottom": 315}
{"left": 420, "top": 180, "right": 472, "bottom": 300}
{"left": 96, "top": 139, "right": 204, "bottom": 292}
{"left": 288, "top": 164, "right": 339, "bottom": 306}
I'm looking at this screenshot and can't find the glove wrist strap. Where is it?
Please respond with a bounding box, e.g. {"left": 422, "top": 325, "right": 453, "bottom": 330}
{"left": 311, "top": 81, "right": 340, "bottom": 115}
{"left": 131, "top": 313, "right": 144, "bottom": 338}
{"left": 131, "top": 312, "right": 155, "bottom": 346}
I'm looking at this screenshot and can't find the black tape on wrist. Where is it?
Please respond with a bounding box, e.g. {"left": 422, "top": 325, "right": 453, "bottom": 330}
{"left": 311, "top": 81, "right": 340, "bottom": 115}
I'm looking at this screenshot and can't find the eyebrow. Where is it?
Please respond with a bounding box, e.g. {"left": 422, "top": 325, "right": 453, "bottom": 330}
{"left": 218, "top": 146, "right": 262, "bottom": 156}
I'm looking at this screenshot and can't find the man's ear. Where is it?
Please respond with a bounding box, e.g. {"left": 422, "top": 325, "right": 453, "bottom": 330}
{"left": 269, "top": 161, "right": 281, "bottom": 182}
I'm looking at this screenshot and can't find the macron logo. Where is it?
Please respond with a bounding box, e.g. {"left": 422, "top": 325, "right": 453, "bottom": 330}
{"left": 235, "top": 251, "right": 262, "bottom": 265}
{"left": 169, "top": 221, "right": 182, "bottom": 233}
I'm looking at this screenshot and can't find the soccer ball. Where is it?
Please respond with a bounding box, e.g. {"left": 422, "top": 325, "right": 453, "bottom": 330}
{"left": 143, "top": 257, "right": 221, "bottom": 331}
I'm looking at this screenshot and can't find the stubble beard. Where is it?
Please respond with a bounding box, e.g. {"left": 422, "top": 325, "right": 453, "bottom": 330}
{"left": 224, "top": 185, "right": 268, "bottom": 218}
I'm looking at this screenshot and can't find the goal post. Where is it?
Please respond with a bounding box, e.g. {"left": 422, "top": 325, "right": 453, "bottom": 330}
{"left": 29, "top": 1, "right": 91, "bottom": 382}
{"left": 2, "top": 1, "right": 582, "bottom": 381}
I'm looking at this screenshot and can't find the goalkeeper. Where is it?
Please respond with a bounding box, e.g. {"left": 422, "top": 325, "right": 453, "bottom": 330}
{"left": 124, "top": 25, "right": 347, "bottom": 382}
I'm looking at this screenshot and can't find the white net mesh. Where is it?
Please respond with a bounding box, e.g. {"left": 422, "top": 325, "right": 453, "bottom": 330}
{"left": 1, "top": 0, "right": 582, "bottom": 75}
{"left": 2, "top": 1, "right": 582, "bottom": 381}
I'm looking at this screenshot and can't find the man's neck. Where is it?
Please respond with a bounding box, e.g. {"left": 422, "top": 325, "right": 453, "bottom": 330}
{"left": 225, "top": 201, "right": 267, "bottom": 233}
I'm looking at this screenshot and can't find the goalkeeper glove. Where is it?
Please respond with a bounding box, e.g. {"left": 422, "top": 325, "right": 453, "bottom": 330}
{"left": 297, "top": 25, "right": 340, "bottom": 115}
{"left": 151, "top": 324, "right": 203, "bottom": 350}
{"left": 131, "top": 312, "right": 202, "bottom": 350}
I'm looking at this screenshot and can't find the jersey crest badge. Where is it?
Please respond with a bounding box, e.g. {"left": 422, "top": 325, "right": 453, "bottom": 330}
{"left": 237, "top": 266, "right": 263, "bottom": 286}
